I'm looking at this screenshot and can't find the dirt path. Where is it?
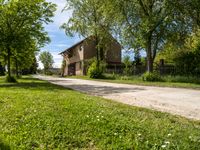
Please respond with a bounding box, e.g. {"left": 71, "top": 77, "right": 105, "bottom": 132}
{"left": 34, "top": 75, "right": 200, "bottom": 120}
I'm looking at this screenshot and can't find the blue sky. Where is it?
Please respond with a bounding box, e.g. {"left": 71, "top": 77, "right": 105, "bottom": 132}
{"left": 39, "top": 0, "right": 82, "bottom": 68}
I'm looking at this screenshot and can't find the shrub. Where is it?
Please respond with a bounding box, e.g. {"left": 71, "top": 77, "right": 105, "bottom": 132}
{"left": 45, "top": 70, "right": 53, "bottom": 76}
{"left": 87, "top": 60, "right": 105, "bottom": 79}
{"left": 5, "top": 75, "right": 17, "bottom": 83}
{"left": 123, "top": 55, "right": 132, "bottom": 75}
{"left": 103, "top": 73, "right": 118, "bottom": 80}
{"left": 142, "top": 72, "right": 163, "bottom": 82}
{"left": 120, "top": 76, "right": 135, "bottom": 80}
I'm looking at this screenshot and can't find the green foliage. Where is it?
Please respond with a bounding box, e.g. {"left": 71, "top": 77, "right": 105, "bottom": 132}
{"left": 174, "top": 49, "right": 200, "bottom": 76}
{"left": 0, "top": 0, "right": 56, "bottom": 78}
{"left": 123, "top": 55, "right": 132, "bottom": 75}
{"left": 45, "top": 70, "right": 53, "bottom": 76}
{"left": 156, "top": 30, "right": 200, "bottom": 76}
{"left": 0, "top": 77, "right": 200, "bottom": 149}
{"left": 39, "top": 51, "right": 54, "bottom": 74}
{"left": 87, "top": 60, "right": 105, "bottom": 79}
{"left": 142, "top": 72, "right": 163, "bottom": 82}
{"left": 5, "top": 75, "right": 17, "bottom": 83}
{"left": 62, "top": 0, "right": 115, "bottom": 71}
{"left": 70, "top": 74, "right": 200, "bottom": 89}
{"left": 163, "top": 75, "right": 200, "bottom": 84}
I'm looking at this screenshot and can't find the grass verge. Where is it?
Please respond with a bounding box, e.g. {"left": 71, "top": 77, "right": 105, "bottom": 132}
{"left": 0, "top": 76, "right": 200, "bottom": 149}
{"left": 68, "top": 75, "right": 200, "bottom": 89}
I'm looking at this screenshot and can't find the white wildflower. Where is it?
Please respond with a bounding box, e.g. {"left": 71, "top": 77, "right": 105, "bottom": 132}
{"left": 97, "top": 119, "right": 100, "bottom": 121}
{"left": 167, "top": 133, "right": 171, "bottom": 137}
{"left": 161, "top": 145, "right": 167, "bottom": 148}
{"left": 114, "top": 133, "right": 118, "bottom": 136}
{"left": 165, "top": 141, "right": 170, "bottom": 144}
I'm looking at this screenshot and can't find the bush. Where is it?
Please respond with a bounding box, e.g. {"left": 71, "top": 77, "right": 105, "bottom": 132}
{"left": 45, "top": 70, "right": 53, "bottom": 76}
{"left": 87, "top": 60, "right": 105, "bottom": 79}
{"left": 5, "top": 75, "right": 17, "bottom": 83}
{"left": 142, "top": 72, "right": 163, "bottom": 82}
{"left": 103, "top": 73, "right": 122, "bottom": 80}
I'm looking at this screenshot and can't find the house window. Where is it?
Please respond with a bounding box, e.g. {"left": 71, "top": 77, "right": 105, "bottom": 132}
{"left": 80, "top": 45, "right": 84, "bottom": 51}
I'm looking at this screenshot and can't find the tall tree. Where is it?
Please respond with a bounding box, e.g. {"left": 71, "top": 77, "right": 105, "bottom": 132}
{"left": 39, "top": 51, "right": 54, "bottom": 74}
{"left": 0, "top": 0, "right": 56, "bottom": 80}
{"left": 62, "top": 0, "right": 114, "bottom": 70}
{"left": 104, "top": 0, "right": 193, "bottom": 72}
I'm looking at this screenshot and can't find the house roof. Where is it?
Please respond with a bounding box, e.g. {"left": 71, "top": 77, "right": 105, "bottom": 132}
{"left": 59, "top": 36, "right": 121, "bottom": 55}
{"left": 59, "top": 37, "right": 88, "bottom": 55}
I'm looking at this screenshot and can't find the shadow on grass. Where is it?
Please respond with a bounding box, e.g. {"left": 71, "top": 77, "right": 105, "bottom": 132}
{"left": 0, "top": 140, "right": 10, "bottom": 150}
{"left": 0, "top": 78, "right": 73, "bottom": 91}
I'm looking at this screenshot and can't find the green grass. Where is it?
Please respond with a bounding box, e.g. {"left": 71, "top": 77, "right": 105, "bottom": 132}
{"left": 68, "top": 75, "right": 200, "bottom": 89}
{"left": 0, "top": 76, "right": 200, "bottom": 149}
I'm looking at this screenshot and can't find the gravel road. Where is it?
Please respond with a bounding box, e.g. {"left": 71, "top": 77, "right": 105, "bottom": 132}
{"left": 34, "top": 75, "right": 200, "bottom": 120}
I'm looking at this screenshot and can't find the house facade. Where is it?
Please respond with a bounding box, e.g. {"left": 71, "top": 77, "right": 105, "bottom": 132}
{"left": 60, "top": 37, "right": 122, "bottom": 76}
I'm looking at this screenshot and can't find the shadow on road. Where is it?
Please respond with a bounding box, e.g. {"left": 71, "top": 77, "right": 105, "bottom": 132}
{"left": 64, "top": 84, "right": 145, "bottom": 96}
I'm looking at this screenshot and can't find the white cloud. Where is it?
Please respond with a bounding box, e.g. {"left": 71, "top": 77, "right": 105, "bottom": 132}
{"left": 55, "top": 43, "right": 70, "bottom": 48}
{"left": 52, "top": 52, "right": 63, "bottom": 68}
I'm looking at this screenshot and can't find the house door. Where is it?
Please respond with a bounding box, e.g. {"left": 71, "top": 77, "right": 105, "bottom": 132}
{"left": 68, "top": 63, "right": 76, "bottom": 76}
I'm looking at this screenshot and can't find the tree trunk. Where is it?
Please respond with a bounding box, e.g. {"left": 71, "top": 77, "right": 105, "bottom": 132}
{"left": 7, "top": 47, "right": 11, "bottom": 77}
{"left": 95, "top": 37, "right": 100, "bottom": 71}
{"left": 100, "top": 47, "right": 104, "bottom": 61}
{"left": 146, "top": 34, "right": 153, "bottom": 73}
{"left": 15, "top": 58, "right": 19, "bottom": 77}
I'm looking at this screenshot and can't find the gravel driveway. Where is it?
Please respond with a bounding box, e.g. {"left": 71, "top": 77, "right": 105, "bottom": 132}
{"left": 34, "top": 75, "right": 200, "bottom": 120}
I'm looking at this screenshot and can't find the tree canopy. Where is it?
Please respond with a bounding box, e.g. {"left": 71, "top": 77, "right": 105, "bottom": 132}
{"left": 0, "top": 0, "right": 56, "bottom": 80}
{"left": 39, "top": 51, "right": 54, "bottom": 74}
{"left": 63, "top": 0, "right": 200, "bottom": 73}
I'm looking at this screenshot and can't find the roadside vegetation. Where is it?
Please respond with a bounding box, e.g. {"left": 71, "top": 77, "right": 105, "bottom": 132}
{"left": 68, "top": 74, "right": 200, "bottom": 89}
{"left": 0, "top": 76, "right": 200, "bottom": 149}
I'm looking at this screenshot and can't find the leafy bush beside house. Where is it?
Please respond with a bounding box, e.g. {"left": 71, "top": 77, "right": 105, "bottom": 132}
{"left": 87, "top": 59, "right": 106, "bottom": 79}
{"left": 142, "top": 72, "right": 163, "bottom": 82}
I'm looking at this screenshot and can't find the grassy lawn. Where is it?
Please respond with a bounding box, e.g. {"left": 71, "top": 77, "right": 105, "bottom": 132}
{"left": 68, "top": 75, "right": 200, "bottom": 89}
{"left": 0, "top": 76, "right": 200, "bottom": 149}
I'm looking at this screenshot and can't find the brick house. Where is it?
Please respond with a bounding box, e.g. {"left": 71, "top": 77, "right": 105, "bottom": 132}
{"left": 60, "top": 36, "right": 122, "bottom": 76}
